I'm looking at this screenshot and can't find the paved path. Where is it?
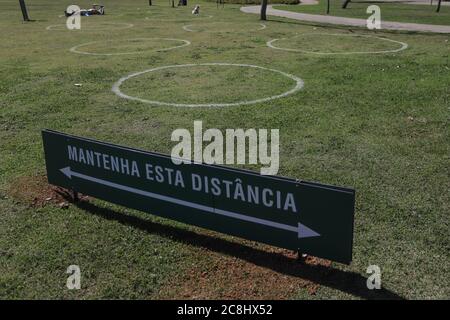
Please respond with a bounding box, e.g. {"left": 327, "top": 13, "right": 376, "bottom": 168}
{"left": 298, "top": 0, "right": 319, "bottom": 4}
{"left": 378, "top": 0, "right": 450, "bottom": 6}
{"left": 299, "top": 0, "right": 450, "bottom": 6}
{"left": 240, "top": 5, "right": 450, "bottom": 33}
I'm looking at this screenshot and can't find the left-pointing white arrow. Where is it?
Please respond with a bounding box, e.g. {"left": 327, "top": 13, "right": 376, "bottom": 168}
{"left": 60, "top": 167, "right": 320, "bottom": 239}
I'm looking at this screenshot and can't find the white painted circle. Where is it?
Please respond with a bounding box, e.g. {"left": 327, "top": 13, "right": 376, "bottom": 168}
{"left": 69, "top": 38, "right": 191, "bottom": 56}
{"left": 183, "top": 22, "right": 266, "bottom": 32}
{"left": 112, "top": 63, "right": 304, "bottom": 108}
{"left": 145, "top": 15, "right": 213, "bottom": 21}
{"left": 46, "top": 22, "right": 134, "bottom": 31}
{"left": 267, "top": 33, "right": 408, "bottom": 55}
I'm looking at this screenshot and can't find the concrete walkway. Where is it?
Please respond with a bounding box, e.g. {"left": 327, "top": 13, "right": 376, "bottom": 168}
{"left": 298, "top": 0, "right": 450, "bottom": 7}
{"left": 298, "top": 0, "right": 319, "bottom": 4}
{"left": 378, "top": 0, "right": 450, "bottom": 6}
{"left": 240, "top": 5, "right": 450, "bottom": 33}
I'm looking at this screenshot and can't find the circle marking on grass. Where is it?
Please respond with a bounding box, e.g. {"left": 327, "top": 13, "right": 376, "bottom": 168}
{"left": 69, "top": 38, "right": 191, "bottom": 56}
{"left": 267, "top": 33, "right": 408, "bottom": 55}
{"left": 183, "top": 22, "right": 266, "bottom": 32}
{"left": 112, "top": 63, "right": 304, "bottom": 108}
{"left": 46, "top": 22, "right": 134, "bottom": 31}
{"left": 145, "top": 15, "right": 213, "bottom": 21}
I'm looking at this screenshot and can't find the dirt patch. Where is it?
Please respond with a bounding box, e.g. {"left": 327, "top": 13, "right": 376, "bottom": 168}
{"left": 159, "top": 238, "right": 331, "bottom": 299}
{"left": 6, "top": 173, "right": 88, "bottom": 208}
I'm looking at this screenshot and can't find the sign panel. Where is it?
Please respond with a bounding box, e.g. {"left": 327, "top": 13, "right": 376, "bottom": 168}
{"left": 42, "top": 129, "right": 355, "bottom": 264}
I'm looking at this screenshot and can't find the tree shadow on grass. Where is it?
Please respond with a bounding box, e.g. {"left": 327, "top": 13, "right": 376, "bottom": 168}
{"left": 22, "top": 19, "right": 48, "bottom": 22}
{"left": 62, "top": 193, "right": 404, "bottom": 300}
{"left": 266, "top": 17, "right": 435, "bottom": 36}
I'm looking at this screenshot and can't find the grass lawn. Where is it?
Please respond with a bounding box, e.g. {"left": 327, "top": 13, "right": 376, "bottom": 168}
{"left": 274, "top": 1, "right": 450, "bottom": 25}
{"left": 0, "top": 0, "right": 449, "bottom": 299}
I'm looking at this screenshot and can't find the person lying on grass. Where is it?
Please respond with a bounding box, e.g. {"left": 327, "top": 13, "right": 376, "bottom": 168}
{"left": 65, "top": 4, "right": 105, "bottom": 17}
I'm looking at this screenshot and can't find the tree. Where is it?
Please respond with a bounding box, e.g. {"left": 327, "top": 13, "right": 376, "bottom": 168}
{"left": 342, "top": 0, "right": 351, "bottom": 9}
{"left": 19, "top": 0, "right": 30, "bottom": 21}
{"left": 261, "top": 0, "right": 268, "bottom": 21}
{"left": 217, "top": 0, "right": 225, "bottom": 8}
{"left": 327, "top": 0, "right": 330, "bottom": 14}
{"left": 436, "top": 0, "right": 442, "bottom": 12}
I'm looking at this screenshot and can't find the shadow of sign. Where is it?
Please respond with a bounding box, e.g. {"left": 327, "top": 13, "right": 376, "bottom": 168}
{"left": 59, "top": 191, "right": 403, "bottom": 300}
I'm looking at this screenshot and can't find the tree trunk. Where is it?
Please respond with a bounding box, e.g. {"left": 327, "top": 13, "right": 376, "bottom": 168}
{"left": 342, "top": 0, "right": 351, "bottom": 9}
{"left": 19, "top": 0, "right": 30, "bottom": 21}
{"left": 327, "top": 0, "right": 330, "bottom": 14}
{"left": 261, "top": 0, "right": 268, "bottom": 21}
{"left": 436, "top": 0, "right": 442, "bottom": 12}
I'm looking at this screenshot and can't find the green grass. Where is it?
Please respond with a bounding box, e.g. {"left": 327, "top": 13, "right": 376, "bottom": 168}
{"left": 0, "top": 0, "right": 449, "bottom": 299}
{"left": 274, "top": 1, "right": 450, "bottom": 25}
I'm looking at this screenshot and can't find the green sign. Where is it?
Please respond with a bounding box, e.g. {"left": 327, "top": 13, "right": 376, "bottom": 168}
{"left": 42, "top": 129, "right": 355, "bottom": 264}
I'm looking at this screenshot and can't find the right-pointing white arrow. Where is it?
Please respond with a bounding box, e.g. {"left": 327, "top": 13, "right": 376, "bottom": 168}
{"left": 298, "top": 223, "right": 321, "bottom": 238}
{"left": 60, "top": 166, "right": 320, "bottom": 239}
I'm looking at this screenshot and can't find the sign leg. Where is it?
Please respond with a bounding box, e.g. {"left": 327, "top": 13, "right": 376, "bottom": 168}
{"left": 72, "top": 190, "right": 79, "bottom": 202}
